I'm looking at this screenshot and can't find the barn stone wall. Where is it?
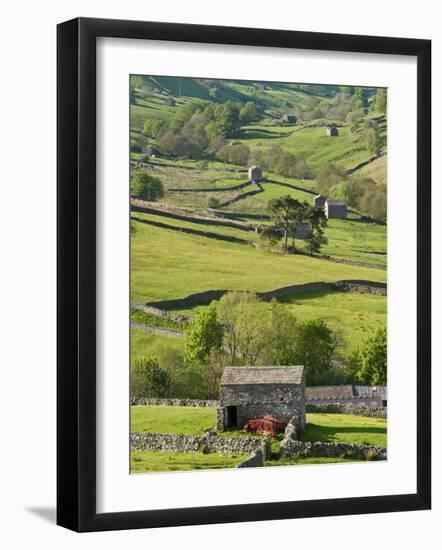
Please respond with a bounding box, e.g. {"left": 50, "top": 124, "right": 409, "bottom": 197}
{"left": 218, "top": 382, "right": 306, "bottom": 430}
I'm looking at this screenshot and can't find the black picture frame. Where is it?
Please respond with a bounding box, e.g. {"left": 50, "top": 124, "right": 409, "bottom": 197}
{"left": 57, "top": 17, "right": 431, "bottom": 532}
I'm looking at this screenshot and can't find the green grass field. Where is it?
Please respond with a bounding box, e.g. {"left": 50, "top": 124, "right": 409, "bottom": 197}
{"left": 131, "top": 450, "right": 247, "bottom": 472}
{"left": 301, "top": 413, "right": 387, "bottom": 447}
{"left": 131, "top": 220, "right": 386, "bottom": 304}
{"left": 131, "top": 406, "right": 386, "bottom": 448}
{"left": 131, "top": 211, "right": 256, "bottom": 243}
{"left": 131, "top": 405, "right": 216, "bottom": 435}
{"left": 131, "top": 329, "right": 183, "bottom": 363}
{"left": 237, "top": 125, "right": 371, "bottom": 170}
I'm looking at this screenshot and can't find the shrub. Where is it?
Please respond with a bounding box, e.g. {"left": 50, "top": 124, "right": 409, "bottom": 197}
{"left": 131, "top": 356, "right": 171, "bottom": 398}
{"left": 131, "top": 170, "right": 165, "bottom": 201}
{"left": 208, "top": 197, "right": 221, "bottom": 209}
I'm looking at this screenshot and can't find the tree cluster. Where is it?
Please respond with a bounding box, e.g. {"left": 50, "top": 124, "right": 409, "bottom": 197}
{"left": 144, "top": 99, "right": 262, "bottom": 160}
{"left": 185, "top": 292, "right": 342, "bottom": 388}
{"left": 263, "top": 195, "right": 328, "bottom": 255}
{"left": 130, "top": 294, "right": 387, "bottom": 399}
{"left": 316, "top": 163, "right": 387, "bottom": 222}
{"left": 130, "top": 169, "right": 165, "bottom": 202}
{"left": 348, "top": 328, "right": 387, "bottom": 385}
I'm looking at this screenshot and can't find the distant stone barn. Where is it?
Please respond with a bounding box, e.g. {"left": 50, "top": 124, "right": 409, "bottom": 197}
{"left": 314, "top": 194, "right": 326, "bottom": 207}
{"left": 217, "top": 366, "right": 306, "bottom": 431}
{"left": 326, "top": 125, "right": 339, "bottom": 136}
{"left": 282, "top": 112, "right": 297, "bottom": 124}
{"left": 325, "top": 200, "right": 348, "bottom": 219}
{"left": 248, "top": 165, "right": 262, "bottom": 183}
{"left": 165, "top": 97, "right": 176, "bottom": 106}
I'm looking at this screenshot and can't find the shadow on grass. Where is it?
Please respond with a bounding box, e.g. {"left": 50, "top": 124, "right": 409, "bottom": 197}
{"left": 302, "top": 423, "right": 386, "bottom": 444}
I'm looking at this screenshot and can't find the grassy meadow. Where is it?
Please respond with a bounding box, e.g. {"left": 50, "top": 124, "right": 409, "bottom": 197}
{"left": 131, "top": 450, "right": 248, "bottom": 473}
{"left": 131, "top": 220, "right": 386, "bottom": 304}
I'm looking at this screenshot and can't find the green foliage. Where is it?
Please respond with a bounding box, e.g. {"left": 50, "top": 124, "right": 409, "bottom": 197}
{"left": 316, "top": 162, "right": 348, "bottom": 196}
{"left": 130, "top": 170, "right": 164, "bottom": 201}
{"left": 184, "top": 305, "right": 223, "bottom": 364}
{"left": 316, "top": 162, "right": 386, "bottom": 221}
{"left": 207, "top": 196, "right": 221, "bottom": 208}
{"left": 143, "top": 118, "right": 166, "bottom": 137}
{"left": 217, "top": 292, "right": 269, "bottom": 365}
{"left": 216, "top": 143, "right": 250, "bottom": 165}
{"left": 131, "top": 356, "right": 171, "bottom": 397}
{"left": 239, "top": 101, "right": 262, "bottom": 123}
{"left": 258, "top": 224, "right": 282, "bottom": 248}
{"left": 372, "top": 88, "right": 387, "bottom": 115}
{"left": 263, "top": 301, "right": 298, "bottom": 365}
{"left": 304, "top": 203, "right": 328, "bottom": 255}
{"left": 267, "top": 195, "right": 303, "bottom": 251}
{"left": 291, "top": 319, "right": 339, "bottom": 385}
{"left": 349, "top": 327, "right": 387, "bottom": 385}
{"left": 358, "top": 182, "right": 387, "bottom": 222}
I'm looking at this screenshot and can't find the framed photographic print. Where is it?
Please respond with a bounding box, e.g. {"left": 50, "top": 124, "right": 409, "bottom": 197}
{"left": 57, "top": 17, "right": 431, "bottom": 532}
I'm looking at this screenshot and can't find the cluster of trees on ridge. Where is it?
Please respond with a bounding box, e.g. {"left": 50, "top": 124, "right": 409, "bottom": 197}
{"left": 131, "top": 291, "right": 387, "bottom": 400}
{"left": 316, "top": 163, "right": 387, "bottom": 222}
{"left": 142, "top": 99, "right": 261, "bottom": 159}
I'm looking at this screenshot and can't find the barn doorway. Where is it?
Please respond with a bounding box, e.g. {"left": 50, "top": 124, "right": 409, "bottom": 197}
{"left": 224, "top": 406, "right": 238, "bottom": 429}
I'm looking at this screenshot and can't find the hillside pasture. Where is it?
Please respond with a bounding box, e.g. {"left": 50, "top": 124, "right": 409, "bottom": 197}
{"left": 131, "top": 328, "right": 184, "bottom": 364}
{"left": 237, "top": 125, "right": 371, "bottom": 170}
{"left": 130, "top": 219, "right": 386, "bottom": 304}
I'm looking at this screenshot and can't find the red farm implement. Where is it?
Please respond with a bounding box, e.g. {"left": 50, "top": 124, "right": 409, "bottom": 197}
{"left": 244, "top": 416, "right": 286, "bottom": 436}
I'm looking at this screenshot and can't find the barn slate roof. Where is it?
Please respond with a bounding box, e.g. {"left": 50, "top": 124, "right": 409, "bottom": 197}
{"left": 326, "top": 200, "right": 347, "bottom": 206}
{"left": 221, "top": 366, "right": 304, "bottom": 386}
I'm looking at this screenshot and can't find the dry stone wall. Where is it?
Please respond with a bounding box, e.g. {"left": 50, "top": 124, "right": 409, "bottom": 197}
{"left": 130, "top": 431, "right": 270, "bottom": 457}
{"left": 280, "top": 440, "right": 387, "bottom": 461}
{"left": 279, "top": 415, "right": 386, "bottom": 460}
{"left": 306, "top": 403, "right": 387, "bottom": 419}
{"left": 144, "top": 280, "right": 387, "bottom": 310}
{"left": 130, "top": 397, "right": 218, "bottom": 407}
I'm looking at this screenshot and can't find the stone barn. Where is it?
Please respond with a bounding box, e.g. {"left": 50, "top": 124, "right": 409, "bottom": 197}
{"left": 143, "top": 145, "right": 157, "bottom": 156}
{"left": 325, "top": 200, "right": 348, "bottom": 219}
{"left": 248, "top": 165, "right": 262, "bottom": 183}
{"left": 282, "top": 112, "right": 297, "bottom": 124}
{"left": 217, "top": 366, "right": 306, "bottom": 431}
{"left": 326, "top": 125, "right": 339, "bottom": 136}
{"left": 295, "top": 222, "right": 312, "bottom": 239}
{"left": 165, "top": 97, "right": 176, "bottom": 106}
{"left": 314, "top": 194, "right": 326, "bottom": 207}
